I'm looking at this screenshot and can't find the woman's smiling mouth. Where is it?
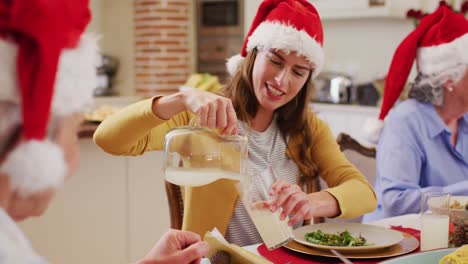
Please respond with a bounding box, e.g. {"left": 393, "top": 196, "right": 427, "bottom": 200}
{"left": 266, "top": 83, "right": 285, "bottom": 97}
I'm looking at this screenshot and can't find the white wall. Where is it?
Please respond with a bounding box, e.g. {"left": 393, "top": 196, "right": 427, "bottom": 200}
{"left": 89, "top": 0, "right": 135, "bottom": 96}
{"left": 321, "top": 18, "right": 414, "bottom": 83}
{"left": 88, "top": 0, "right": 103, "bottom": 34}
{"left": 244, "top": 0, "right": 416, "bottom": 84}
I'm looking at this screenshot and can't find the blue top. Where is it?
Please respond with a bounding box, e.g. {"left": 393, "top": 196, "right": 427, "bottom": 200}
{"left": 367, "top": 99, "right": 468, "bottom": 220}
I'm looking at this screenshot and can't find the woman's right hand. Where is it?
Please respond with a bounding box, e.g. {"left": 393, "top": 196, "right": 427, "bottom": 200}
{"left": 182, "top": 89, "right": 237, "bottom": 134}
{"left": 154, "top": 90, "right": 238, "bottom": 135}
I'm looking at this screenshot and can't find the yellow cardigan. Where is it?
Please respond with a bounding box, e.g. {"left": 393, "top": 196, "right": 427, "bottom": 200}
{"left": 94, "top": 98, "right": 377, "bottom": 236}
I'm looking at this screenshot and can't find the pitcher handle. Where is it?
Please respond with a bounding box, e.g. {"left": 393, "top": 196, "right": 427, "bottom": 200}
{"left": 188, "top": 115, "right": 201, "bottom": 127}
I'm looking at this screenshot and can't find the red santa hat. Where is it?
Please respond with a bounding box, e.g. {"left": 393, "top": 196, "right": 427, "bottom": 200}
{"left": 226, "top": 0, "right": 324, "bottom": 78}
{"left": 364, "top": 4, "right": 468, "bottom": 143}
{"left": 0, "top": 0, "right": 99, "bottom": 196}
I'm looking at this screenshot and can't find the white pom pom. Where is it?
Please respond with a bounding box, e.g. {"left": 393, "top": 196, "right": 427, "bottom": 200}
{"left": 226, "top": 54, "right": 244, "bottom": 76}
{"left": 0, "top": 140, "right": 66, "bottom": 196}
{"left": 363, "top": 118, "right": 384, "bottom": 145}
{"left": 0, "top": 34, "right": 100, "bottom": 116}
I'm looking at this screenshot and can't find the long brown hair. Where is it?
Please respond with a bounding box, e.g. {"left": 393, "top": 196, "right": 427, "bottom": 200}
{"left": 219, "top": 49, "right": 319, "bottom": 180}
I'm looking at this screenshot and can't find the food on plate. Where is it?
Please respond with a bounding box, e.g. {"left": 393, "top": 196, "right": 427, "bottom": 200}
{"left": 439, "top": 245, "right": 468, "bottom": 264}
{"left": 450, "top": 200, "right": 467, "bottom": 210}
{"left": 450, "top": 204, "right": 467, "bottom": 247}
{"left": 84, "top": 105, "right": 120, "bottom": 122}
{"left": 183, "top": 73, "right": 223, "bottom": 92}
{"left": 304, "top": 230, "right": 373, "bottom": 247}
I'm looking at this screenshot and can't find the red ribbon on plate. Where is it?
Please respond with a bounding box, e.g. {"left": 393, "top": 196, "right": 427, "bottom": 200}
{"left": 257, "top": 226, "right": 421, "bottom": 264}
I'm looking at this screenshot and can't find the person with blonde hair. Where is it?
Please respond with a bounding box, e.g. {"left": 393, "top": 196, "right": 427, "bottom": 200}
{"left": 95, "top": 0, "right": 376, "bottom": 247}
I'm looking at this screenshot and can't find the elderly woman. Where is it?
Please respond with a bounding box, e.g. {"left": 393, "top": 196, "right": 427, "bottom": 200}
{"left": 365, "top": 4, "right": 468, "bottom": 220}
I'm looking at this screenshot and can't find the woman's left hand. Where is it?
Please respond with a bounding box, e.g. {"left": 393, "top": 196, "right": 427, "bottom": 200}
{"left": 269, "top": 179, "right": 313, "bottom": 226}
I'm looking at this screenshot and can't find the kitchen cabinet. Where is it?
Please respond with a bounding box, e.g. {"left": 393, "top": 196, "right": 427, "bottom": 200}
{"left": 245, "top": 0, "right": 449, "bottom": 22}
{"left": 311, "top": 0, "right": 435, "bottom": 19}
{"left": 127, "top": 151, "right": 170, "bottom": 262}
{"left": 310, "top": 0, "right": 390, "bottom": 19}
{"left": 387, "top": 0, "right": 424, "bottom": 18}
{"left": 19, "top": 140, "right": 170, "bottom": 264}
{"left": 311, "top": 103, "right": 379, "bottom": 147}
{"left": 388, "top": 0, "right": 464, "bottom": 17}
{"left": 419, "top": 0, "right": 467, "bottom": 11}
{"left": 244, "top": 0, "right": 389, "bottom": 23}
{"left": 245, "top": 0, "right": 415, "bottom": 24}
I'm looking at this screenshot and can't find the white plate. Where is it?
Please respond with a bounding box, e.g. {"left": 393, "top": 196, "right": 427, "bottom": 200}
{"left": 379, "top": 248, "right": 456, "bottom": 264}
{"left": 293, "top": 223, "right": 404, "bottom": 252}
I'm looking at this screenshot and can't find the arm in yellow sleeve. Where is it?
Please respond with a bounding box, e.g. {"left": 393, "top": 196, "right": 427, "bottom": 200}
{"left": 308, "top": 114, "right": 377, "bottom": 219}
{"left": 93, "top": 97, "right": 192, "bottom": 156}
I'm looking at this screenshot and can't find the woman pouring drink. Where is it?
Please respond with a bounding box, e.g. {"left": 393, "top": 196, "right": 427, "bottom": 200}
{"left": 94, "top": 0, "right": 377, "bottom": 247}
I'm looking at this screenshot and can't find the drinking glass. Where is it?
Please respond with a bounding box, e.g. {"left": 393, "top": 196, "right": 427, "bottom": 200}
{"left": 420, "top": 192, "right": 450, "bottom": 251}
{"left": 238, "top": 167, "right": 294, "bottom": 250}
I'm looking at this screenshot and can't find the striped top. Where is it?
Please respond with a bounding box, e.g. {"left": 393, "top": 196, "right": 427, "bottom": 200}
{"left": 225, "top": 118, "right": 301, "bottom": 246}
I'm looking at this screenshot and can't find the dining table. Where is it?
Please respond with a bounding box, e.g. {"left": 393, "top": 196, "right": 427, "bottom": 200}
{"left": 241, "top": 214, "right": 423, "bottom": 263}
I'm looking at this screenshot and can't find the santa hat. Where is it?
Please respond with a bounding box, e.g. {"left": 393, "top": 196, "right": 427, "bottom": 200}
{"left": 0, "top": 0, "right": 99, "bottom": 196}
{"left": 226, "top": 0, "right": 324, "bottom": 78}
{"left": 364, "top": 4, "right": 468, "bottom": 143}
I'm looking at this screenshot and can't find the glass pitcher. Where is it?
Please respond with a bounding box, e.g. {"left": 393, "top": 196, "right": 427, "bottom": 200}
{"left": 163, "top": 121, "right": 248, "bottom": 187}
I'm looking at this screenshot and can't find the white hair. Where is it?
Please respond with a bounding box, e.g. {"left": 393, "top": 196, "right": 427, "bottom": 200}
{"left": 409, "top": 64, "right": 467, "bottom": 106}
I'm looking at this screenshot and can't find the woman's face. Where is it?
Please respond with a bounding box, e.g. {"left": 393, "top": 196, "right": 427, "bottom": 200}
{"left": 251, "top": 49, "right": 311, "bottom": 115}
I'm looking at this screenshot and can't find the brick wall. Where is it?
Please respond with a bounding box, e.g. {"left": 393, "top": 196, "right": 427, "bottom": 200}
{"left": 134, "top": 0, "right": 192, "bottom": 95}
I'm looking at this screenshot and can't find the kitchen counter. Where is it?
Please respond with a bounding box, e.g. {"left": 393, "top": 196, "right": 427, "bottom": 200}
{"left": 311, "top": 102, "right": 379, "bottom": 115}
{"left": 78, "top": 95, "right": 144, "bottom": 139}
{"left": 80, "top": 95, "right": 379, "bottom": 140}
{"left": 78, "top": 122, "right": 99, "bottom": 138}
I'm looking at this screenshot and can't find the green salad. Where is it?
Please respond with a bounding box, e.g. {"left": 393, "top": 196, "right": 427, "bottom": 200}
{"left": 304, "top": 230, "right": 373, "bottom": 247}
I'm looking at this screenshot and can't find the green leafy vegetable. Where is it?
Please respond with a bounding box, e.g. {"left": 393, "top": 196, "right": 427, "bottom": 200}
{"left": 304, "top": 230, "right": 373, "bottom": 247}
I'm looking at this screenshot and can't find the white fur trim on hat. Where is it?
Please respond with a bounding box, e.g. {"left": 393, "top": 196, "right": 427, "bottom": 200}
{"left": 0, "top": 34, "right": 100, "bottom": 115}
{"left": 226, "top": 54, "right": 244, "bottom": 76}
{"left": 363, "top": 118, "right": 384, "bottom": 145}
{"left": 0, "top": 140, "right": 66, "bottom": 196}
{"left": 246, "top": 21, "right": 324, "bottom": 78}
{"left": 417, "top": 33, "right": 468, "bottom": 75}
{"left": 52, "top": 34, "right": 100, "bottom": 116}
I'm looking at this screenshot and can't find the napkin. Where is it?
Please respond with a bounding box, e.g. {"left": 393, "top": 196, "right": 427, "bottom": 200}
{"left": 203, "top": 228, "right": 272, "bottom": 264}
{"left": 257, "top": 226, "right": 421, "bottom": 264}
